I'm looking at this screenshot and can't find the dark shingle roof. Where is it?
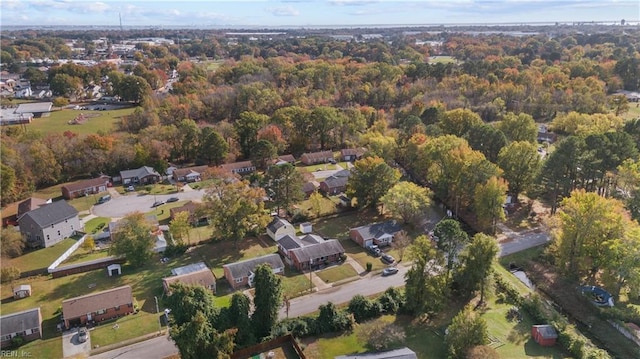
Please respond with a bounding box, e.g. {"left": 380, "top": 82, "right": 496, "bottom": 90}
{"left": 290, "top": 239, "right": 345, "bottom": 263}
{"left": 120, "top": 166, "right": 160, "bottom": 179}
{"left": 322, "top": 176, "right": 348, "bottom": 189}
{"left": 20, "top": 200, "right": 78, "bottom": 228}
{"left": 267, "top": 217, "right": 291, "bottom": 234}
{"left": 223, "top": 254, "right": 284, "bottom": 279}
{"left": 335, "top": 347, "right": 417, "bottom": 359}
{"left": 351, "top": 221, "right": 402, "bottom": 241}
{"left": 1, "top": 307, "right": 41, "bottom": 335}
{"left": 277, "top": 235, "right": 302, "bottom": 251}
{"left": 301, "top": 151, "right": 334, "bottom": 161}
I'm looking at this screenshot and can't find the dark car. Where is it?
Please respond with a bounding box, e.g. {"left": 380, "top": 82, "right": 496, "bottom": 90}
{"left": 78, "top": 327, "right": 88, "bottom": 343}
{"left": 367, "top": 245, "right": 381, "bottom": 257}
{"left": 166, "top": 197, "right": 179, "bottom": 203}
{"left": 381, "top": 253, "right": 395, "bottom": 264}
{"left": 382, "top": 267, "right": 399, "bottom": 276}
{"left": 151, "top": 201, "right": 165, "bottom": 208}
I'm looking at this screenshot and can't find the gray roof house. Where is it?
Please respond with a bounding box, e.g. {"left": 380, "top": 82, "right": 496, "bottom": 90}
{"left": 289, "top": 239, "right": 345, "bottom": 271}
{"left": 119, "top": 166, "right": 161, "bottom": 185}
{"left": 266, "top": 217, "right": 296, "bottom": 241}
{"left": 223, "top": 254, "right": 285, "bottom": 289}
{"left": 349, "top": 220, "right": 402, "bottom": 248}
{"left": 0, "top": 307, "right": 42, "bottom": 349}
{"left": 18, "top": 200, "right": 81, "bottom": 248}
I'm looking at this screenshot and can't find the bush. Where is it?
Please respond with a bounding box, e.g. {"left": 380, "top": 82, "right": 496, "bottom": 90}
{"left": 358, "top": 321, "right": 406, "bottom": 351}
{"left": 348, "top": 294, "right": 382, "bottom": 323}
{"left": 377, "top": 287, "right": 405, "bottom": 314}
{"left": 366, "top": 262, "right": 373, "bottom": 272}
{"left": 10, "top": 336, "right": 24, "bottom": 348}
{"left": 316, "top": 302, "right": 354, "bottom": 334}
{"left": 0, "top": 266, "right": 20, "bottom": 283}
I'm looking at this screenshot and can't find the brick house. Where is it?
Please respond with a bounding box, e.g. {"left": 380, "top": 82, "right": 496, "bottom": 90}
{"left": 18, "top": 200, "right": 81, "bottom": 248}
{"left": 172, "top": 165, "right": 210, "bottom": 183}
{"left": 300, "top": 151, "right": 334, "bottom": 165}
{"left": 61, "top": 177, "right": 110, "bottom": 199}
{"left": 0, "top": 308, "right": 42, "bottom": 349}
{"left": 223, "top": 254, "right": 285, "bottom": 290}
{"left": 349, "top": 221, "right": 402, "bottom": 248}
{"left": 319, "top": 176, "right": 348, "bottom": 195}
{"left": 62, "top": 285, "right": 134, "bottom": 329}
{"left": 289, "top": 239, "right": 345, "bottom": 271}
{"left": 162, "top": 262, "right": 216, "bottom": 295}
{"left": 169, "top": 201, "right": 205, "bottom": 225}
{"left": 119, "top": 166, "right": 161, "bottom": 185}
{"left": 340, "top": 148, "right": 366, "bottom": 161}
{"left": 220, "top": 161, "right": 256, "bottom": 175}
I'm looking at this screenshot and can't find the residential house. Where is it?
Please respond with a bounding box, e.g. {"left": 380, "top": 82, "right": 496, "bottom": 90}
{"left": 302, "top": 181, "right": 320, "bottom": 197}
{"left": 162, "top": 262, "right": 216, "bottom": 294}
{"left": 340, "top": 148, "right": 366, "bottom": 161}
{"left": 12, "top": 285, "right": 32, "bottom": 299}
{"left": 266, "top": 217, "right": 297, "bottom": 241}
{"left": 0, "top": 308, "right": 42, "bottom": 349}
{"left": 169, "top": 201, "right": 205, "bottom": 225}
{"left": 300, "top": 151, "right": 334, "bottom": 165}
{"left": 61, "top": 177, "right": 110, "bottom": 199}
{"left": 537, "top": 124, "right": 558, "bottom": 144}
{"left": 349, "top": 220, "right": 402, "bottom": 248}
{"left": 289, "top": 239, "right": 345, "bottom": 271}
{"left": 18, "top": 200, "right": 81, "bottom": 248}
{"left": 277, "top": 154, "right": 296, "bottom": 164}
{"left": 335, "top": 347, "right": 418, "bottom": 359}
{"left": 172, "top": 165, "right": 209, "bottom": 183}
{"left": 62, "top": 285, "right": 134, "bottom": 329}
{"left": 119, "top": 166, "right": 162, "bottom": 185}
{"left": 17, "top": 197, "right": 47, "bottom": 220}
{"left": 220, "top": 160, "right": 256, "bottom": 175}
{"left": 320, "top": 176, "right": 348, "bottom": 195}
{"left": 223, "top": 254, "right": 285, "bottom": 289}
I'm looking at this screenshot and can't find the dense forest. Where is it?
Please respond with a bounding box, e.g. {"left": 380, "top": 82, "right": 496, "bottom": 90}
{"left": 2, "top": 27, "right": 640, "bottom": 226}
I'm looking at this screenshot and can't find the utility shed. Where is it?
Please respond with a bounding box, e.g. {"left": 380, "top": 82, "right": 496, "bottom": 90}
{"left": 532, "top": 325, "right": 558, "bottom": 346}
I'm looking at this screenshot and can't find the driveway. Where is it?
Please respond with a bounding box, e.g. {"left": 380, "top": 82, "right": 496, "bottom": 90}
{"left": 92, "top": 190, "right": 206, "bottom": 218}
{"left": 62, "top": 328, "right": 91, "bottom": 358}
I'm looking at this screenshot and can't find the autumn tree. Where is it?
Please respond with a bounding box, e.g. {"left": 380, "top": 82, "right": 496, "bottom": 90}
{"left": 264, "top": 163, "right": 305, "bottom": 214}
{"left": 438, "top": 108, "right": 483, "bottom": 138}
{"left": 497, "top": 141, "right": 541, "bottom": 200}
{"left": 310, "top": 106, "right": 340, "bottom": 150}
{"left": 170, "top": 211, "right": 191, "bottom": 246}
{"left": 109, "top": 212, "right": 155, "bottom": 267}
{"left": 380, "top": 181, "right": 432, "bottom": 227}
{"left": 252, "top": 264, "right": 283, "bottom": 340}
{"left": 496, "top": 112, "right": 537, "bottom": 143}
{"left": 250, "top": 139, "right": 277, "bottom": 169}
{"left": 433, "top": 219, "right": 469, "bottom": 277}
{"left": 601, "top": 225, "right": 640, "bottom": 299}
{"left": 454, "top": 233, "right": 500, "bottom": 302}
{"left": 308, "top": 190, "right": 324, "bottom": 218}
{"left": 404, "top": 235, "right": 449, "bottom": 315}
{"left": 0, "top": 226, "right": 25, "bottom": 258}
{"left": 473, "top": 176, "right": 508, "bottom": 234}
{"left": 202, "top": 180, "right": 270, "bottom": 246}
{"left": 234, "top": 111, "right": 269, "bottom": 158}
{"left": 553, "top": 190, "right": 627, "bottom": 279}
{"left": 446, "top": 307, "right": 489, "bottom": 359}
{"left": 348, "top": 156, "right": 401, "bottom": 209}
{"left": 465, "top": 124, "right": 507, "bottom": 163}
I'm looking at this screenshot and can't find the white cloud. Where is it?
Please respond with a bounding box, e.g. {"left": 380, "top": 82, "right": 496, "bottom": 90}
{"left": 267, "top": 5, "right": 300, "bottom": 16}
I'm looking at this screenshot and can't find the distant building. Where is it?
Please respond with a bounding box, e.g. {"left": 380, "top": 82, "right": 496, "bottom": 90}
{"left": 61, "top": 177, "right": 110, "bottom": 199}
{"left": 119, "top": 166, "right": 161, "bottom": 185}
{"left": 220, "top": 161, "right": 256, "bottom": 175}
{"left": 300, "top": 151, "right": 334, "bottom": 165}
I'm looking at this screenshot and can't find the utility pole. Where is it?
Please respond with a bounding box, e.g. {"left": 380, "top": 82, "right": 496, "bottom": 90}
{"left": 154, "top": 296, "right": 162, "bottom": 334}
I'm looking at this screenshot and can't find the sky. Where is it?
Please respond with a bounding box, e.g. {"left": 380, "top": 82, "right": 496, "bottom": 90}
{"left": 1, "top": 0, "right": 639, "bottom": 28}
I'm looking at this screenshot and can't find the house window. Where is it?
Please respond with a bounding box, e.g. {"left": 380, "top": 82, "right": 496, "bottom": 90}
{"left": 32, "top": 328, "right": 39, "bottom": 334}
{"left": 97, "top": 309, "right": 106, "bottom": 315}
{"left": 47, "top": 235, "right": 50, "bottom": 240}
{"left": 235, "top": 277, "right": 244, "bottom": 283}
{"left": 2, "top": 334, "right": 11, "bottom": 341}
{"left": 57, "top": 230, "right": 61, "bottom": 236}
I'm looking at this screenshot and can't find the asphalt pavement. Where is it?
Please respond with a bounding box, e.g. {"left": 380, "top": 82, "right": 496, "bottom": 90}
{"left": 91, "top": 189, "right": 206, "bottom": 218}
{"left": 90, "top": 334, "right": 177, "bottom": 359}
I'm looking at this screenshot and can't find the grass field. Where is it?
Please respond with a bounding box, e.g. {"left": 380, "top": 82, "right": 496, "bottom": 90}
{"left": 26, "top": 107, "right": 136, "bottom": 136}
{"left": 6, "top": 238, "right": 76, "bottom": 273}
{"left": 90, "top": 311, "right": 161, "bottom": 348}
{"left": 315, "top": 264, "right": 358, "bottom": 284}
{"left": 297, "top": 196, "right": 338, "bottom": 218}
{"left": 428, "top": 56, "right": 458, "bottom": 64}
{"left": 623, "top": 103, "right": 640, "bottom": 121}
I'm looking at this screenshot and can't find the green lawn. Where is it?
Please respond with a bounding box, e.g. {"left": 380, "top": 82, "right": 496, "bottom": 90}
{"left": 312, "top": 211, "right": 384, "bottom": 239}
{"left": 6, "top": 238, "right": 76, "bottom": 273}
{"left": 623, "top": 103, "right": 640, "bottom": 121}
{"left": 297, "top": 196, "right": 338, "bottom": 218}
{"left": 67, "top": 192, "right": 110, "bottom": 213}
{"left": 26, "top": 107, "right": 136, "bottom": 136}
{"left": 84, "top": 217, "right": 110, "bottom": 234}
{"left": 14, "top": 336, "right": 61, "bottom": 359}
{"left": 147, "top": 200, "right": 192, "bottom": 224}
{"left": 282, "top": 269, "right": 314, "bottom": 298}
{"left": 302, "top": 163, "right": 338, "bottom": 172}
{"left": 61, "top": 248, "right": 111, "bottom": 266}
{"left": 428, "top": 56, "right": 458, "bottom": 64}
{"left": 315, "top": 264, "right": 358, "bottom": 284}
{"left": 90, "top": 311, "right": 162, "bottom": 348}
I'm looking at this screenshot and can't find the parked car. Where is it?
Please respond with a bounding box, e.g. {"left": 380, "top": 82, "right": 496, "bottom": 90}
{"left": 78, "top": 327, "right": 88, "bottom": 343}
{"left": 151, "top": 201, "right": 165, "bottom": 208}
{"left": 382, "top": 267, "right": 399, "bottom": 276}
{"left": 125, "top": 185, "right": 135, "bottom": 192}
{"left": 381, "top": 253, "right": 395, "bottom": 264}
{"left": 96, "top": 195, "right": 111, "bottom": 204}
{"left": 166, "top": 197, "right": 179, "bottom": 203}
{"left": 367, "top": 245, "right": 381, "bottom": 257}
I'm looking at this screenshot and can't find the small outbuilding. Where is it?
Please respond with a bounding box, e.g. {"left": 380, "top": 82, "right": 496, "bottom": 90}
{"left": 107, "top": 264, "right": 122, "bottom": 277}
{"left": 532, "top": 325, "right": 558, "bottom": 346}
{"left": 13, "top": 284, "right": 32, "bottom": 299}
{"left": 300, "top": 222, "right": 312, "bottom": 234}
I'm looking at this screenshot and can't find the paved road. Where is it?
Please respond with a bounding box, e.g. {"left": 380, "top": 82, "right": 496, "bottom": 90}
{"left": 499, "top": 230, "right": 551, "bottom": 257}
{"left": 92, "top": 189, "right": 206, "bottom": 218}
{"left": 90, "top": 334, "right": 177, "bottom": 359}
{"left": 279, "top": 264, "right": 409, "bottom": 319}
